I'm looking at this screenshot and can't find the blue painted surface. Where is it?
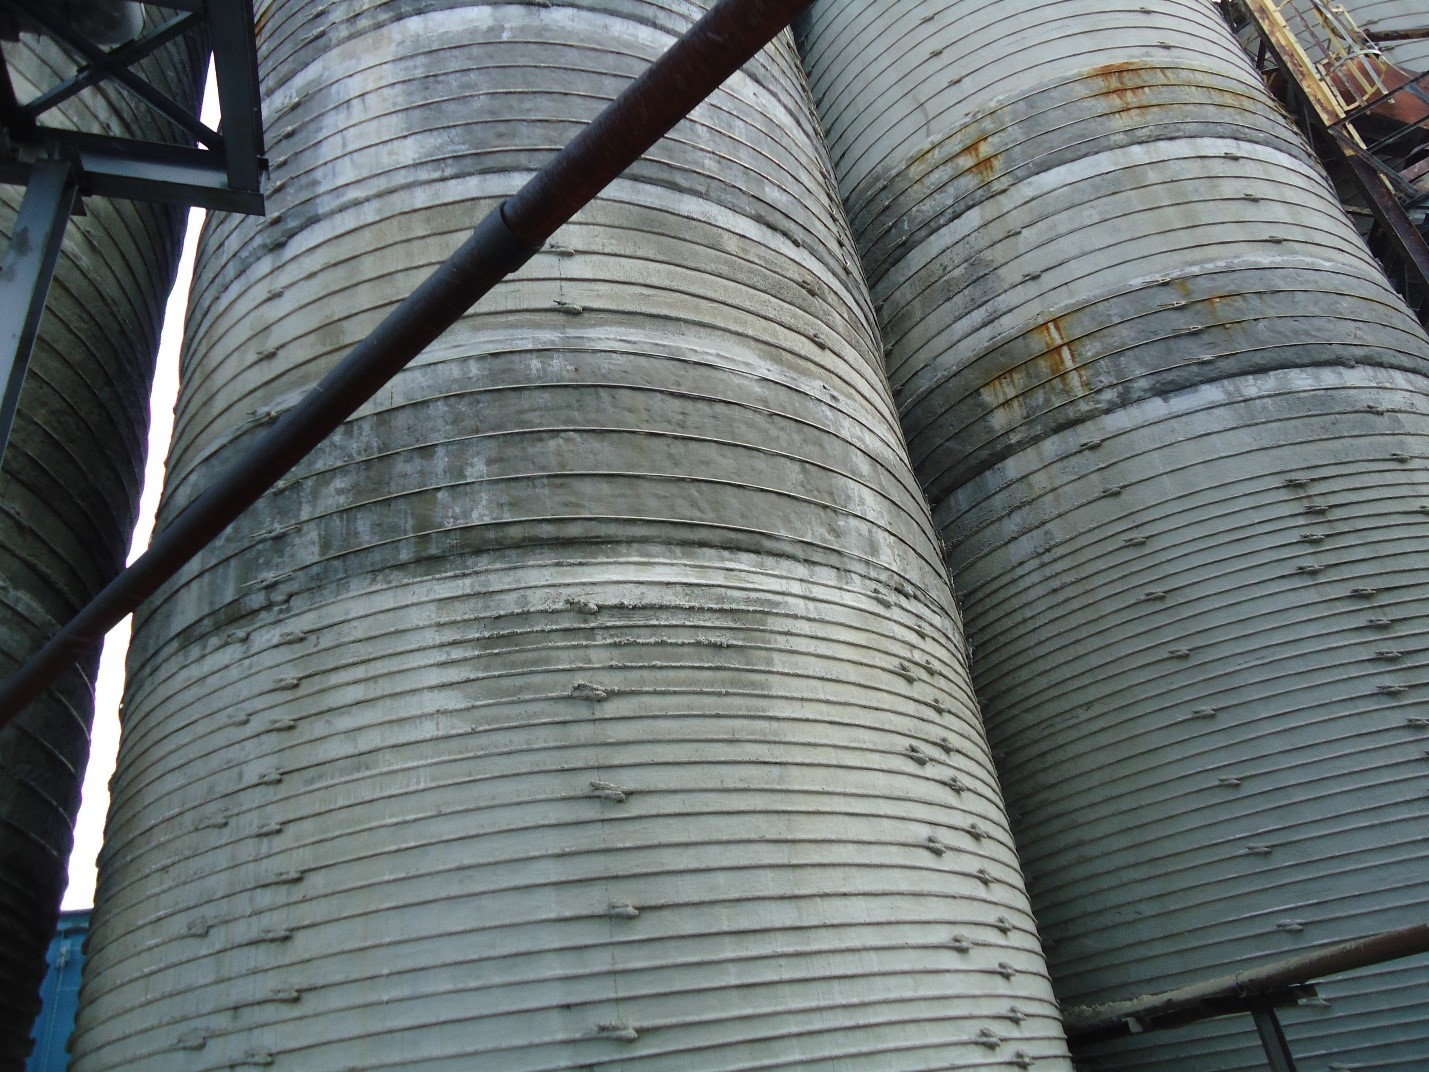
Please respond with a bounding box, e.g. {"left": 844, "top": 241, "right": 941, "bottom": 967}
{"left": 26, "top": 910, "right": 88, "bottom": 1072}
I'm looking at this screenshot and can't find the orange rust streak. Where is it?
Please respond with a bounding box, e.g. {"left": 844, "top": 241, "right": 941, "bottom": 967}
{"left": 982, "top": 319, "right": 1091, "bottom": 410}
{"left": 960, "top": 133, "right": 999, "bottom": 183}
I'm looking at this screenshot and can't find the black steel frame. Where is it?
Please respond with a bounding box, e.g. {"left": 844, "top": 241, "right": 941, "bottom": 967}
{"left": 0, "top": 1, "right": 265, "bottom": 461}
{"left": 0, "top": 0, "right": 264, "bottom": 212}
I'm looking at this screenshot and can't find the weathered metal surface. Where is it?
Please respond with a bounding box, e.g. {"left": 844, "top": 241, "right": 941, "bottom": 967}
{"left": 799, "top": 1, "right": 1429, "bottom": 1069}
{"left": 70, "top": 2, "right": 1073, "bottom": 1070}
{"left": 0, "top": 0, "right": 818, "bottom": 728}
{"left": 1357, "top": 0, "right": 1429, "bottom": 71}
{"left": 0, "top": 11, "right": 199, "bottom": 1069}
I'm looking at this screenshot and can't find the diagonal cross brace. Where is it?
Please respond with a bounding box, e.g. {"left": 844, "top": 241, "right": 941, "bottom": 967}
{"left": 19, "top": 10, "right": 200, "bottom": 122}
{"left": 7, "top": 0, "right": 219, "bottom": 148}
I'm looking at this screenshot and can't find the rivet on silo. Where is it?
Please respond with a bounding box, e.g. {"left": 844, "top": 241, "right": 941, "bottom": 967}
{"left": 588, "top": 781, "right": 628, "bottom": 803}
{"left": 976, "top": 1027, "right": 1003, "bottom": 1049}
{"left": 595, "top": 1023, "right": 639, "bottom": 1042}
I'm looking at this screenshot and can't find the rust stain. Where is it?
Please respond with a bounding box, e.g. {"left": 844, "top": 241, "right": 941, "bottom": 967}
{"left": 1088, "top": 60, "right": 1163, "bottom": 112}
{"left": 1087, "top": 60, "right": 1255, "bottom": 120}
{"left": 961, "top": 133, "right": 1000, "bottom": 183}
{"left": 254, "top": 1, "right": 272, "bottom": 39}
{"left": 907, "top": 129, "right": 1000, "bottom": 187}
{"left": 981, "top": 318, "right": 1092, "bottom": 423}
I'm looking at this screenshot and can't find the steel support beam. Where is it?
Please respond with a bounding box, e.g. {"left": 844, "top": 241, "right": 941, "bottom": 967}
{"left": 0, "top": 0, "right": 266, "bottom": 213}
{"left": 1251, "top": 1004, "right": 1300, "bottom": 1072}
{"left": 0, "top": 133, "right": 263, "bottom": 214}
{"left": 1238, "top": 0, "right": 1429, "bottom": 324}
{"left": 206, "top": 0, "right": 263, "bottom": 194}
{"left": 0, "top": 158, "right": 74, "bottom": 464}
{"left": 0, "top": 0, "right": 812, "bottom": 727}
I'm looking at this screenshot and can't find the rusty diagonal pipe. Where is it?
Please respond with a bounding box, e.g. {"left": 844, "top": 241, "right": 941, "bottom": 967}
{"left": 1064, "top": 923, "right": 1429, "bottom": 1043}
{"left": 0, "top": 0, "right": 813, "bottom": 729}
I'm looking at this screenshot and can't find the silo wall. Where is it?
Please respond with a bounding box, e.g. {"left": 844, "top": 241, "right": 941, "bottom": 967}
{"left": 0, "top": 20, "right": 199, "bottom": 1069}
{"left": 798, "top": 1, "right": 1429, "bottom": 1069}
{"left": 1356, "top": 0, "right": 1429, "bottom": 72}
{"left": 71, "top": 2, "right": 1074, "bottom": 1069}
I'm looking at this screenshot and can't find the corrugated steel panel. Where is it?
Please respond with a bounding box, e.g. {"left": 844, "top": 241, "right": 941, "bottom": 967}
{"left": 0, "top": 17, "right": 199, "bottom": 1067}
{"left": 798, "top": 0, "right": 1429, "bottom": 1068}
{"left": 26, "top": 911, "right": 89, "bottom": 1072}
{"left": 1356, "top": 0, "right": 1429, "bottom": 72}
{"left": 72, "top": 2, "right": 1073, "bottom": 1069}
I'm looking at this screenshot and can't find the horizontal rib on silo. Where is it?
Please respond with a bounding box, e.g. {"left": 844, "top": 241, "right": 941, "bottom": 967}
{"left": 0, "top": 17, "right": 199, "bottom": 1067}
{"left": 1355, "top": 0, "right": 1429, "bottom": 72}
{"left": 799, "top": 0, "right": 1429, "bottom": 1068}
{"left": 71, "top": 2, "right": 1074, "bottom": 1070}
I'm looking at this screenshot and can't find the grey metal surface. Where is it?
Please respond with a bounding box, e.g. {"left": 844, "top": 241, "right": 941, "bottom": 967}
{"left": 1356, "top": 0, "right": 1429, "bottom": 72}
{"left": 71, "top": 2, "right": 1073, "bottom": 1070}
{"left": 798, "top": 1, "right": 1429, "bottom": 1069}
{"left": 0, "top": 12, "right": 198, "bottom": 1070}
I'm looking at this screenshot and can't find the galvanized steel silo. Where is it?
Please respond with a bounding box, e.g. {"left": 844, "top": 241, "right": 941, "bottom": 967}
{"left": 799, "top": 0, "right": 1429, "bottom": 1068}
{"left": 0, "top": 19, "right": 199, "bottom": 1069}
{"left": 71, "top": 2, "right": 1074, "bottom": 1069}
{"left": 1357, "top": 0, "right": 1429, "bottom": 72}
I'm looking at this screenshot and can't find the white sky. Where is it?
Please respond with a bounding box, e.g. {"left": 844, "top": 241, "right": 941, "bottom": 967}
{"left": 62, "top": 67, "right": 218, "bottom": 909}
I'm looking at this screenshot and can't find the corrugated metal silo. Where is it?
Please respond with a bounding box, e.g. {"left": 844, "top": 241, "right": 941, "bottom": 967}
{"left": 71, "top": 1, "right": 1074, "bottom": 1069}
{"left": 0, "top": 17, "right": 200, "bottom": 1069}
{"left": 799, "top": 0, "right": 1429, "bottom": 1068}
{"left": 1357, "top": 0, "right": 1429, "bottom": 72}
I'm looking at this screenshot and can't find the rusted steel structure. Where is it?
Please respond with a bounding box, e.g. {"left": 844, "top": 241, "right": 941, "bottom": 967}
{"left": 66, "top": 1, "right": 1073, "bottom": 1069}
{"left": 799, "top": 0, "right": 1429, "bottom": 1068}
{"left": 1231, "top": 0, "right": 1429, "bottom": 324}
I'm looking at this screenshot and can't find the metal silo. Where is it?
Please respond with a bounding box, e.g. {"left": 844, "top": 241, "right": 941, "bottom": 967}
{"left": 70, "top": 2, "right": 1074, "bottom": 1069}
{"left": 1357, "top": 0, "right": 1429, "bottom": 72}
{"left": 0, "top": 16, "right": 199, "bottom": 1068}
{"left": 799, "top": 0, "right": 1429, "bottom": 1068}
